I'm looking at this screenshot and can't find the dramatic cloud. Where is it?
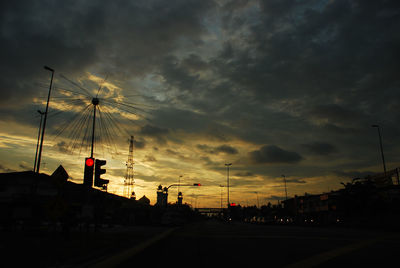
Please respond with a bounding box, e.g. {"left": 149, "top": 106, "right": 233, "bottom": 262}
{"left": 0, "top": 0, "right": 215, "bottom": 104}
{"left": 133, "top": 139, "right": 146, "bottom": 149}
{"left": 197, "top": 144, "right": 238, "bottom": 155}
{"left": 302, "top": 142, "right": 337, "bottom": 156}
{"left": 286, "top": 178, "right": 307, "bottom": 184}
{"left": 234, "top": 171, "right": 254, "bottom": 177}
{"left": 144, "top": 155, "right": 157, "bottom": 162}
{"left": 54, "top": 141, "right": 71, "bottom": 154}
{"left": 249, "top": 145, "right": 303, "bottom": 164}
{"left": 1, "top": 0, "right": 400, "bottom": 207}
{"left": 139, "top": 124, "right": 169, "bottom": 145}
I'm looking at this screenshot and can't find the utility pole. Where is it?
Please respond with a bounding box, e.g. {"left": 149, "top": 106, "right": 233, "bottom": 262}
{"left": 225, "top": 163, "right": 232, "bottom": 207}
{"left": 34, "top": 110, "right": 45, "bottom": 172}
{"left": 36, "top": 66, "right": 54, "bottom": 173}
{"left": 220, "top": 185, "right": 224, "bottom": 209}
{"left": 372, "top": 125, "right": 387, "bottom": 176}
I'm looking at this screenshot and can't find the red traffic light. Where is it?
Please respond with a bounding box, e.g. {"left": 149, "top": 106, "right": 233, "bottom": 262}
{"left": 84, "top": 157, "right": 94, "bottom": 187}
{"left": 86, "top": 158, "right": 94, "bottom": 167}
{"left": 193, "top": 183, "right": 201, "bottom": 186}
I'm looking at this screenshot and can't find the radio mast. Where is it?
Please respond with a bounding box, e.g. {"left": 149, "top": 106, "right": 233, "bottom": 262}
{"left": 124, "top": 135, "right": 135, "bottom": 198}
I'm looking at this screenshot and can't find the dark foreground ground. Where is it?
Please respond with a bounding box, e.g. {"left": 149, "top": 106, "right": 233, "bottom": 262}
{"left": 1, "top": 220, "right": 399, "bottom": 267}
{"left": 119, "top": 220, "right": 400, "bottom": 267}
{"left": 0, "top": 224, "right": 170, "bottom": 267}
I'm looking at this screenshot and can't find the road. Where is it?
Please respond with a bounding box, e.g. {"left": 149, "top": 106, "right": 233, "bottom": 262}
{"left": 111, "top": 220, "right": 400, "bottom": 267}
{"left": 0, "top": 224, "right": 171, "bottom": 267}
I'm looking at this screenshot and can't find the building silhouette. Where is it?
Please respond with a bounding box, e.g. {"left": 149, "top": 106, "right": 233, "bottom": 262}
{"left": 156, "top": 185, "right": 168, "bottom": 207}
{"left": 177, "top": 191, "right": 183, "bottom": 205}
{"left": 0, "top": 168, "right": 162, "bottom": 229}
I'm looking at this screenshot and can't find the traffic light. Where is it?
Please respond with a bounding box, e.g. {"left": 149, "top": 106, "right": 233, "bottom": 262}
{"left": 94, "top": 159, "right": 109, "bottom": 188}
{"left": 193, "top": 183, "right": 201, "bottom": 186}
{"left": 83, "top": 157, "right": 94, "bottom": 187}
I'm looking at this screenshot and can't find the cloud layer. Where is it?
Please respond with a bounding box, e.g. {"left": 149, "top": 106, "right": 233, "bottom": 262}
{"left": 1, "top": 0, "right": 400, "bottom": 207}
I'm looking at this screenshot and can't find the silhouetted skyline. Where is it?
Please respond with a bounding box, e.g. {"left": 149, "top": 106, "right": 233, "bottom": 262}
{"left": 0, "top": 0, "right": 400, "bottom": 207}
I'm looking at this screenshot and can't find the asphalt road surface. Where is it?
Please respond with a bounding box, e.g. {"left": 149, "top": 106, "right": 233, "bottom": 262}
{"left": 109, "top": 220, "right": 400, "bottom": 267}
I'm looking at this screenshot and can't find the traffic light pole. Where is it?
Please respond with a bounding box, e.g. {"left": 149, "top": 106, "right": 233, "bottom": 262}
{"left": 225, "top": 163, "right": 232, "bottom": 208}
{"left": 91, "top": 105, "right": 97, "bottom": 158}
{"left": 167, "top": 183, "right": 201, "bottom": 189}
{"left": 163, "top": 183, "right": 201, "bottom": 206}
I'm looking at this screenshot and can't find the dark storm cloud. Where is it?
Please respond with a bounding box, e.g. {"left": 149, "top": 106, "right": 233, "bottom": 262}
{"left": 249, "top": 145, "right": 303, "bottom": 164}
{"left": 194, "top": 0, "right": 400, "bottom": 177}
{"left": 0, "top": 0, "right": 214, "bottom": 104}
{"left": 55, "top": 141, "right": 71, "bottom": 154}
{"left": 302, "top": 142, "right": 337, "bottom": 156}
{"left": 133, "top": 139, "right": 146, "bottom": 149}
{"left": 213, "top": 0, "right": 400, "bottom": 119}
{"left": 286, "top": 178, "right": 307, "bottom": 184}
{"left": 234, "top": 171, "right": 254, "bottom": 177}
{"left": 159, "top": 55, "right": 202, "bottom": 93}
{"left": 216, "top": 144, "right": 238, "bottom": 154}
{"left": 140, "top": 124, "right": 169, "bottom": 136}
{"left": 307, "top": 104, "right": 367, "bottom": 129}
{"left": 0, "top": 0, "right": 100, "bottom": 104}
{"left": 197, "top": 144, "right": 238, "bottom": 155}
{"left": 153, "top": 2, "right": 392, "bottom": 158}
{"left": 139, "top": 124, "right": 169, "bottom": 145}
{"left": 151, "top": 107, "right": 226, "bottom": 136}
{"left": 199, "top": 156, "right": 220, "bottom": 167}
{"left": 2, "top": 0, "right": 400, "bottom": 184}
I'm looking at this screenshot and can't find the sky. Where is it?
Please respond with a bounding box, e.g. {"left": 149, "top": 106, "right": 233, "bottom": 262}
{"left": 1, "top": 0, "right": 400, "bottom": 208}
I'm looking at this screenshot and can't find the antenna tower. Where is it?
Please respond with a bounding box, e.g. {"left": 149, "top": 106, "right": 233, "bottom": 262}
{"left": 124, "top": 135, "right": 135, "bottom": 198}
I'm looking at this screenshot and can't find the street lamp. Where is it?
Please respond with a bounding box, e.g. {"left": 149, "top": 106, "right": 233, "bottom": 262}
{"left": 33, "top": 110, "right": 45, "bottom": 172}
{"left": 219, "top": 185, "right": 224, "bottom": 209}
{"left": 282, "top": 174, "right": 288, "bottom": 201}
{"left": 225, "top": 163, "right": 232, "bottom": 207}
{"left": 36, "top": 66, "right": 54, "bottom": 173}
{"left": 371, "top": 125, "right": 387, "bottom": 176}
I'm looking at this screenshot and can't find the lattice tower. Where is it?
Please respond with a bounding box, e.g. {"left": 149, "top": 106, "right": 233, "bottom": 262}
{"left": 124, "top": 135, "right": 135, "bottom": 198}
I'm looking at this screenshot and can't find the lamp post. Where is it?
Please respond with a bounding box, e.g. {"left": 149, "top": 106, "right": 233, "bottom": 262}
{"left": 220, "top": 185, "right": 224, "bottom": 210}
{"left": 371, "top": 125, "right": 387, "bottom": 176}
{"left": 36, "top": 66, "right": 54, "bottom": 173}
{"left": 33, "top": 110, "right": 45, "bottom": 172}
{"left": 282, "top": 174, "right": 288, "bottom": 201}
{"left": 225, "top": 163, "right": 232, "bottom": 207}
